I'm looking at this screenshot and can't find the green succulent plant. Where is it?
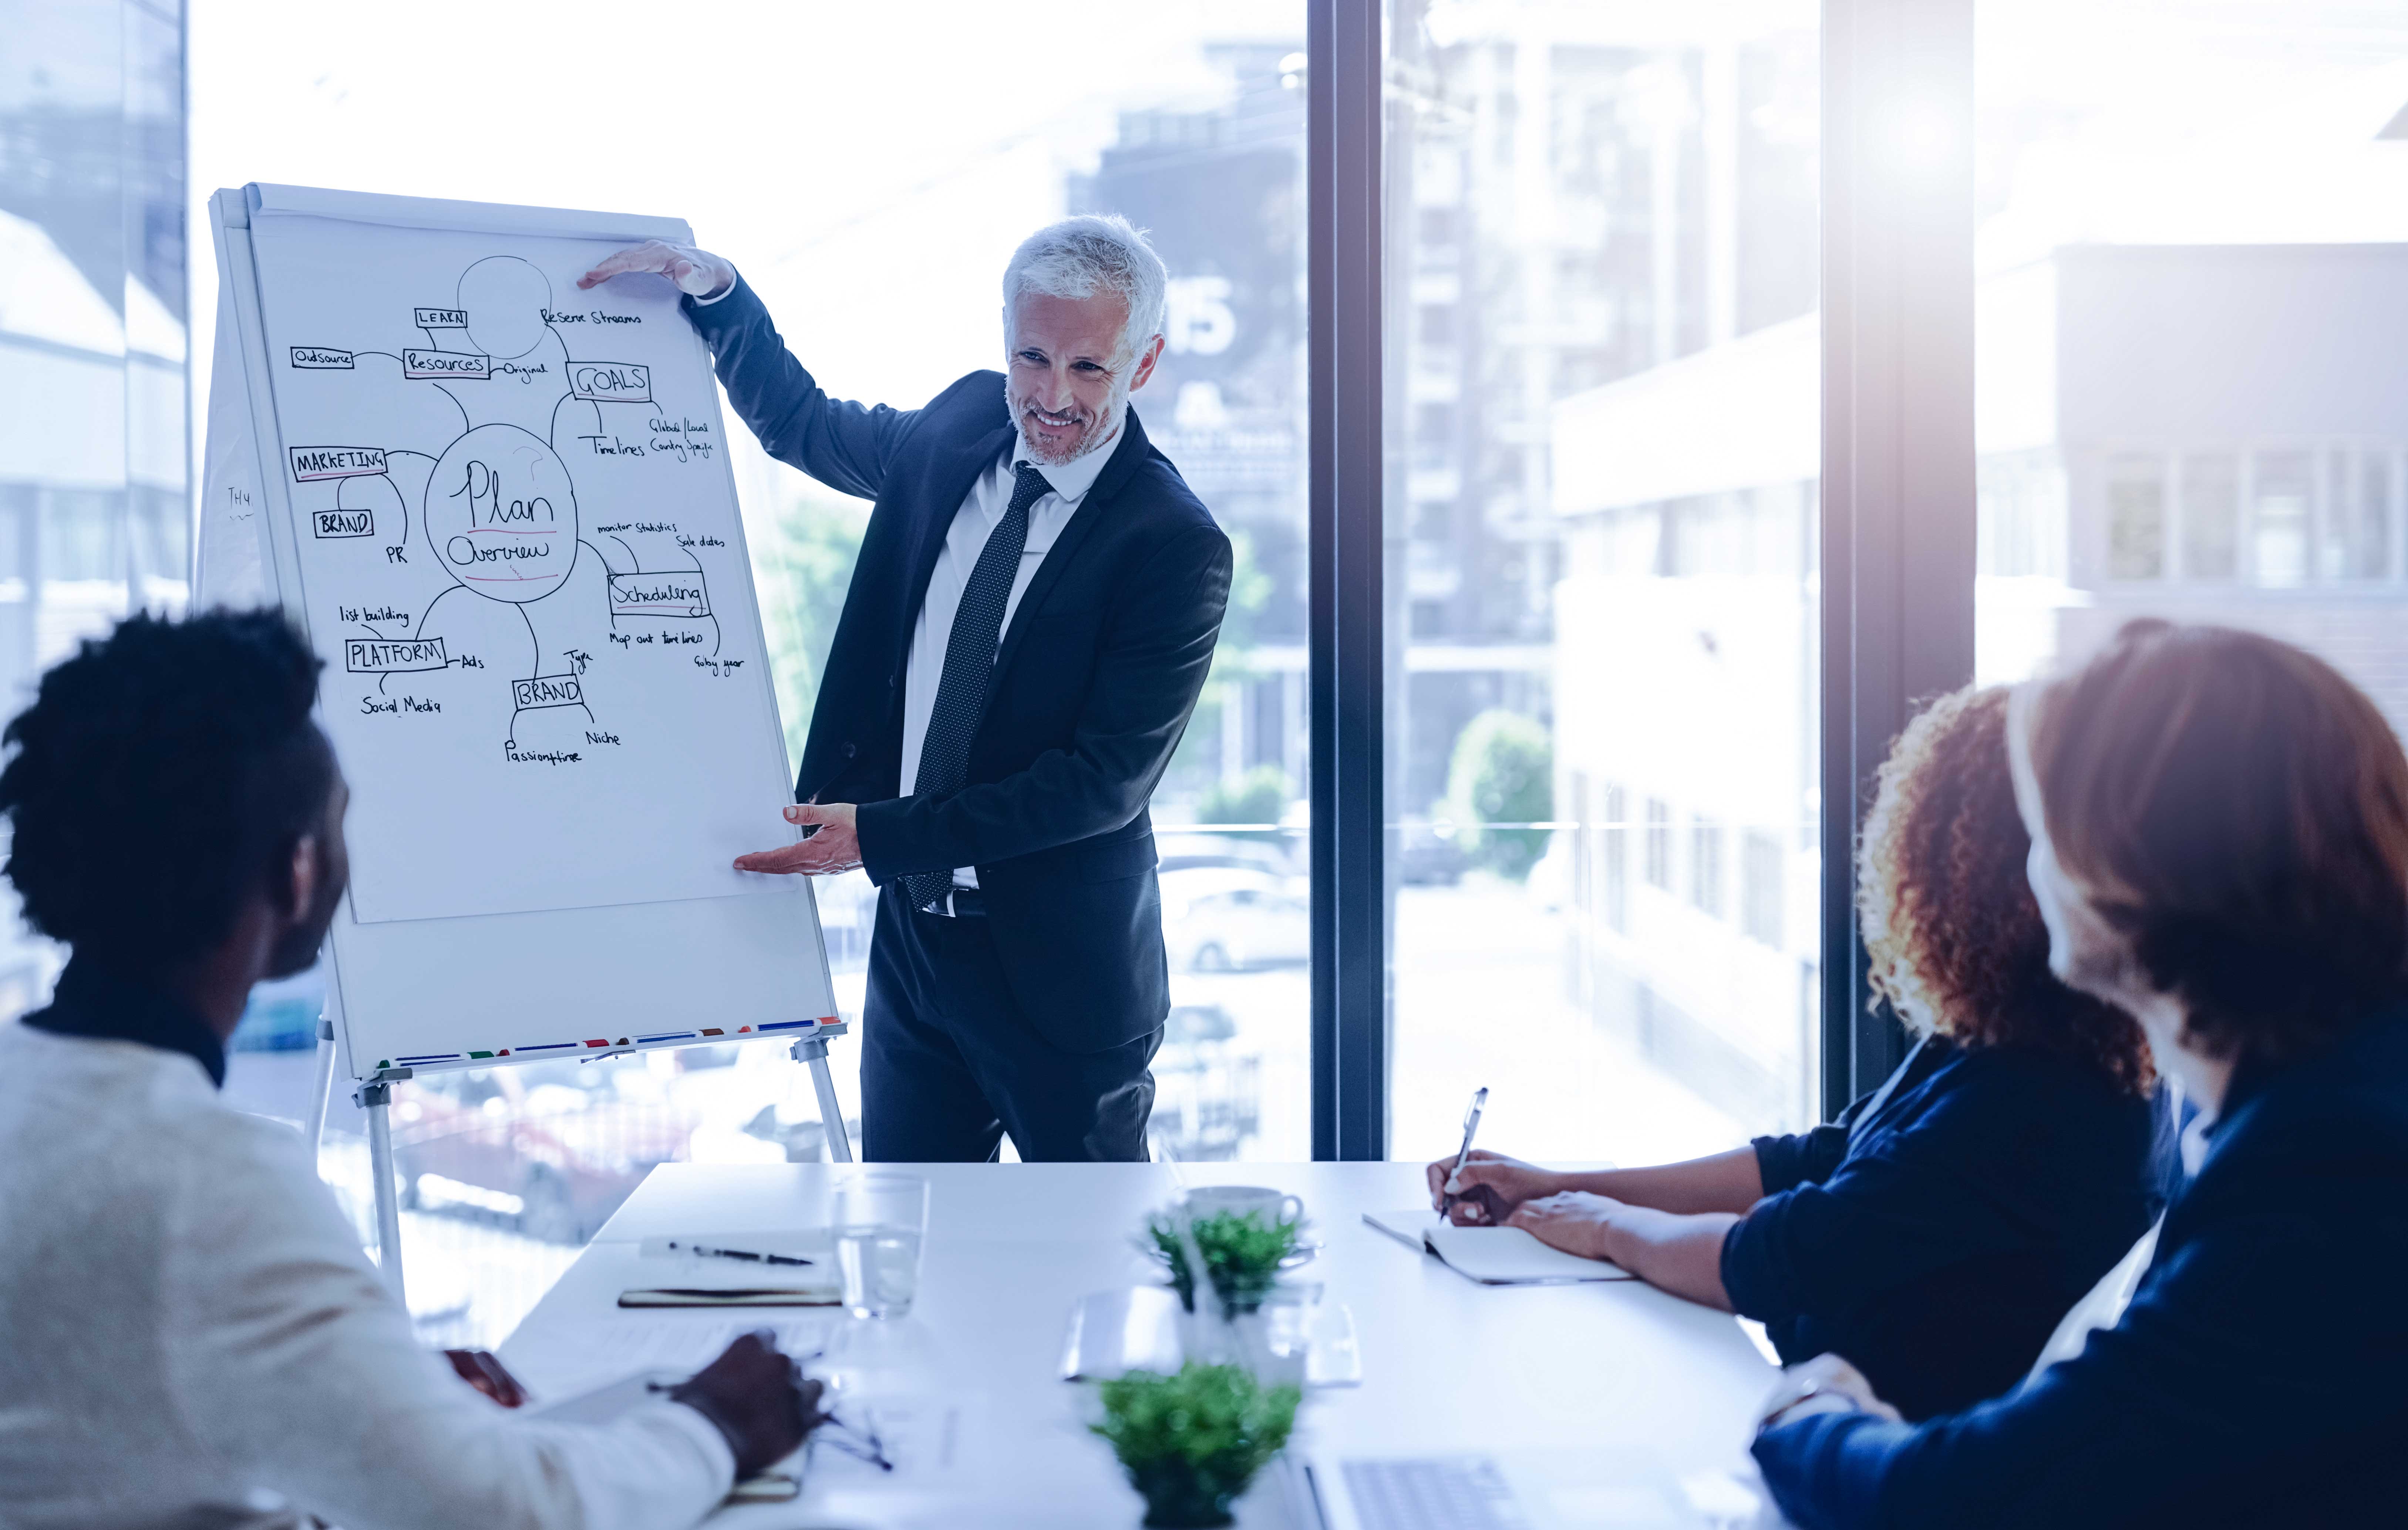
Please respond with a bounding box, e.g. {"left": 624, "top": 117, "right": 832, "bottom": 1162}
{"left": 1090, "top": 1361, "right": 1303, "bottom": 1528}
{"left": 1147, "top": 1208, "right": 1300, "bottom": 1318}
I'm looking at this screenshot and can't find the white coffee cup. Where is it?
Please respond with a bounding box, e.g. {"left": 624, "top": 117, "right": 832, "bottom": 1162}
{"left": 1181, "top": 1185, "right": 1305, "bottom": 1226}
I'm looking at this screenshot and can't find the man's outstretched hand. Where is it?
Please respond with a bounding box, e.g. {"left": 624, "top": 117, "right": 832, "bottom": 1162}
{"left": 444, "top": 1348, "right": 528, "bottom": 1407}
{"left": 578, "top": 239, "right": 736, "bottom": 300}
{"left": 668, "top": 1331, "right": 829, "bottom": 1478}
{"left": 735, "top": 803, "right": 863, "bottom": 877}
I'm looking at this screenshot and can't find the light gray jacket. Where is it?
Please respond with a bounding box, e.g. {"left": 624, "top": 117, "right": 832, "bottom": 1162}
{"left": 0, "top": 1021, "right": 732, "bottom": 1530}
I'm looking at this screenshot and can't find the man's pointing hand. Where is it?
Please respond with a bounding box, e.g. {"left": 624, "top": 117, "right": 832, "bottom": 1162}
{"left": 578, "top": 238, "right": 736, "bottom": 300}
{"left": 735, "top": 802, "right": 862, "bottom": 877}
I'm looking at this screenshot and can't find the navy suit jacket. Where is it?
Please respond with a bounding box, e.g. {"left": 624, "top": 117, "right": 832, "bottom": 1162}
{"left": 1754, "top": 1004, "right": 2408, "bottom": 1529}
{"left": 1725, "top": 1032, "right": 2175, "bottom": 1422}
{"left": 682, "top": 278, "right": 1233, "bottom": 1054}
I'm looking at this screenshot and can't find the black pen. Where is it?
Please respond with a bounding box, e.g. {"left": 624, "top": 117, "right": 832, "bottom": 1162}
{"left": 662, "top": 1239, "right": 814, "bottom": 1267}
{"left": 1439, "top": 1086, "right": 1488, "bottom": 1222}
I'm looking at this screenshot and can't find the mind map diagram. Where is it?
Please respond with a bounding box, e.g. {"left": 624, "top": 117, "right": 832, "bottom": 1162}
{"left": 276, "top": 255, "right": 745, "bottom": 762}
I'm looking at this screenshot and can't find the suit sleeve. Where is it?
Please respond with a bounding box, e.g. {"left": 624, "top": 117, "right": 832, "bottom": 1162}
{"left": 1751, "top": 1189, "right": 2392, "bottom": 1530}
{"left": 163, "top": 1115, "right": 735, "bottom": 1530}
{"left": 853, "top": 524, "right": 1233, "bottom": 878}
{"left": 679, "top": 274, "right": 913, "bottom": 500}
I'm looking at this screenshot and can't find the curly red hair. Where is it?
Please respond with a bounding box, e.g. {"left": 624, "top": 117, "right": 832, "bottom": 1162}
{"left": 1858, "top": 685, "right": 2153, "bottom": 1093}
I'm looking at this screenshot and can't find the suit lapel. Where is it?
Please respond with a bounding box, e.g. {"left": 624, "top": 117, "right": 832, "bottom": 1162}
{"left": 989, "top": 406, "right": 1152, "bottom": 683}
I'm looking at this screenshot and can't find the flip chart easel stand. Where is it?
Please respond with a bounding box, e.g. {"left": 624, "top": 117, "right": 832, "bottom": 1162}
{"left": 355, "top": 1069, "right": 411, "bottom": 1307}
{"left": 792, "top": 1025, "right": 856, "bottom": 1163}
{"left": 304, "top": 1015, "right": 339, "bottom": 1157}
{"left": 344, "top": 1024, "right": 855, "bottom": 1301}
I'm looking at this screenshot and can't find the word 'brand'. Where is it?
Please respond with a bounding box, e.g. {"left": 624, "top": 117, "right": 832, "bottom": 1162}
{"left": 569, "top": 361, "right": 651, "bottom": 403}
{"left": 403, "top": 348, "right": 491, "bottom": 379}
{"left": 513, "top": 673, "right": 585, "bottom": 710}
{"left": 289, "top": 346, "right": 353, "bottom": 369}
{"left": 314, "top": 509, "right": 374, "bottom": 539}
{"left": 609, "top": 572, "right": 711, "bottom": 618}
{"left": 289, "top": 445, "right": 387, "bottom": 481}
{"left": 346, "top": 637, "right": 448, "bottom": 673}
{"left": 415, "top": 307, "right": 469, "bottom": 328}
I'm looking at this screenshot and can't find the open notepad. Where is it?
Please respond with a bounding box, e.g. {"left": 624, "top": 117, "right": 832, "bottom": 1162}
{"left": 1363, "top": 1210, "right": 1636, "bottom": 1284}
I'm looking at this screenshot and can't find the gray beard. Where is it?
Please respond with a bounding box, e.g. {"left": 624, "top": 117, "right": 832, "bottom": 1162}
{"left": 1005, "top": 377, "right": 1124, "bottom": 465}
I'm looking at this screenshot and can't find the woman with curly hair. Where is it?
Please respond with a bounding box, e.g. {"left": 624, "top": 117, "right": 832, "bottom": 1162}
{"left": 1752, "top": 623, "right": 2408, "bottom": 1528}
{"left": 1428, "top": 683, "right": 2175, "bottom": 1421}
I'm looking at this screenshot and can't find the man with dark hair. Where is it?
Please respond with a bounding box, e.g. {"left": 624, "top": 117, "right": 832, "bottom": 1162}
{"left": 0, "top": 611, "right": 819, "bottom": 1530}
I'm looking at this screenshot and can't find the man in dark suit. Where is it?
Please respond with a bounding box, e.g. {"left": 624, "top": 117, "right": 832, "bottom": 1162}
{"left": 580, "top": 217, "right": 1230, "bottom": 1162}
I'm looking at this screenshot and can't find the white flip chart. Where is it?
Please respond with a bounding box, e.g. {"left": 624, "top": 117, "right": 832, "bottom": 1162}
{"left": 208, "top": 184, "right": 837, "bottom": 1076}
{"left": 245, "top": 204, "right": 790, "bottom": 924}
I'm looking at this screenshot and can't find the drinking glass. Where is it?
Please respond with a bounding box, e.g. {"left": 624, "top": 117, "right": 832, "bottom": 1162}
{"left": 834, "top": 1172, "right": 929, "bottom": 1319}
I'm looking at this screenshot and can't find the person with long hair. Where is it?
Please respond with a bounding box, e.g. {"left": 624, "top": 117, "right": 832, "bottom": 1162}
{"left": 1432, "top": 684, "right": 2174, "bottom": 1421}
{"left": 1754, "top": 620, "right": 2408, "bottom": 1527}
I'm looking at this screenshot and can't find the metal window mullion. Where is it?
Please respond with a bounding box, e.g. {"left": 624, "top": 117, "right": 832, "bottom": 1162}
{"left": 1819, "top": 0, "right": 1977, "bottom": 1121}
{"left": 1308, "top": 0, "right": 1387, "bottom": 1161}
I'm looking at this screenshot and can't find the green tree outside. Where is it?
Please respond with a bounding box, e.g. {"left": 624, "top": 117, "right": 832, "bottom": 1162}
{"left": 1444, "top": 708, "right": 1553, "bottom": 880}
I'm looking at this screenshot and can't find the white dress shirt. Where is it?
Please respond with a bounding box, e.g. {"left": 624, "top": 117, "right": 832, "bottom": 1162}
{"left": 897, "top": 425, "right": 1118, "bottom": 899}
{"left": 0, "top": 1022, "right": 736, "bottom": 1530}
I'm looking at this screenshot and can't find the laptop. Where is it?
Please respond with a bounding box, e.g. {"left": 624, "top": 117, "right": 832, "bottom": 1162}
{"left": 1301, "top": 1450, "right": 1770, "bottom": 1530}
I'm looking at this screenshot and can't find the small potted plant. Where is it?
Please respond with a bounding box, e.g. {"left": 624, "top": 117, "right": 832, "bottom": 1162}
{"left": 1090, "top": 1361, "right": 1303, "bottom": 1528}
{"left": 1147, "top": 1208, "right": 1300, "bottom": 1321}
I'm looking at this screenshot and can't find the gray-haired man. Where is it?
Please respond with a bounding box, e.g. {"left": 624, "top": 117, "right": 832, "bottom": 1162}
{"left": 582, "top": 219, "right": 1231, "bottom": 1162}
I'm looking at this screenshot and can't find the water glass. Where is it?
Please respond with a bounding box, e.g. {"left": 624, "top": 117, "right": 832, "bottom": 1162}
{"left": 834, "top": 1172, "right": 929, "bottom": 1318}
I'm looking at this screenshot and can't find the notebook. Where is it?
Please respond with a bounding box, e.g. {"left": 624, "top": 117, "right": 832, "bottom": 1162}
{"left": 1362, "top": 1210, "right": 1635, "bottom": 1284}
{"left": 618, "top": 1283, "right": 842, "bottom": 1308}
{"left": 618, "top": 1233, "right": 843, "bottom": 1307}
{"left": 528, "top": 1369, "right": 806, "bottom": 1504}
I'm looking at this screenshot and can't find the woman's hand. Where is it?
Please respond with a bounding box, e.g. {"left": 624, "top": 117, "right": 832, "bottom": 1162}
{"left": 1428, "top": 1149, "right": 1561, "bottom": 1225}
{"left": 1756, "top": 1353, "right": 1903, "bottom": 1433}
{"left": 1504, "top": 1190, "right": 1627, "bottom": 1260}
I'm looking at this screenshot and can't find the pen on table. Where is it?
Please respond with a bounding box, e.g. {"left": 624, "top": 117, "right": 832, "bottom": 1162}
{"left": 1438, "top": 1086, "right": 1489, "bottom": 1223}
{"left": 661, "top": 1240, "right": 814, "bottom": 1267}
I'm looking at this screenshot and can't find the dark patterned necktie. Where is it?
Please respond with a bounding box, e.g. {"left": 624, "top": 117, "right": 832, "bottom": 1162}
{"left": 903, "top": 462, "right": 1053, "bottom": 913}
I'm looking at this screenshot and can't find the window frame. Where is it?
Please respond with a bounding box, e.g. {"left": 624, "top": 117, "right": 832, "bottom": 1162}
{"left": 1306, "top": 0, "right": 1978, "bottom": 1155}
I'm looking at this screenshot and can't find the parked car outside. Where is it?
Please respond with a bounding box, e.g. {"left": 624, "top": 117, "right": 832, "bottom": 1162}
{"left": 391, "top": 1042, "right": 831, "bottom": 1245}
{"left": 1161, "top": 865, "right": 1309, "bottom": 972}
{"left": 1155, "top": 828, "right": 1298, "bottom": 879}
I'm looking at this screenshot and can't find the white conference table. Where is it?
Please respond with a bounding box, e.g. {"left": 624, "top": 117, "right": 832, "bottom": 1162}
{"left": 500, "top": 1162, "right": 1781, "bottom": 1527}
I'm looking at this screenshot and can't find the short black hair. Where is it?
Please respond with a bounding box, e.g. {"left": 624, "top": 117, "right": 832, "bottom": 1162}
{"left": 0, "top": 609, "right": 334, "bottom": 970}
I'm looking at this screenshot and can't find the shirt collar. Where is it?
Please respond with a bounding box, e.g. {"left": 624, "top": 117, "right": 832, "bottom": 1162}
{"left": 1009, "top": 413, "right": 1121, "bottom": 506}
{"left": 24, "top": 955, "right": 228, "bottom": 1088}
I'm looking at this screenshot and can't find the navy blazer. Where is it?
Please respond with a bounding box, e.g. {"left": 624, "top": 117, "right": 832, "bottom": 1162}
{"left": 1724, "top": 1032, "right": 2175, "bottom": 1421}
{"left": 1754, "top": 1004, "right": 2408, "bottom": 1529}
{"left": 681, "top": 279, "right": 1233, "bottom": 1053}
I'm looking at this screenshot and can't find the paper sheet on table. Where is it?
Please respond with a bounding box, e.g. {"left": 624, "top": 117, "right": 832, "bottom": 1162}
{"left": 507, "top": 1318, "right": 829, "bottom": 1402}
{"left": 1363, "top": 1209, "right": 1636, "bottom": 1284}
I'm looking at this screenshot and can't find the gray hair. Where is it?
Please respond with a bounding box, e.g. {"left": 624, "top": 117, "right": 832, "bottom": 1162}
{"left": 1001, "top": 215, "right": 1168, "bottom": 364}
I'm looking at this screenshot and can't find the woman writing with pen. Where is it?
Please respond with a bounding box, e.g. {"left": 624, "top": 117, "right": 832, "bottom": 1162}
{"left": 1429, "top": 683, "right": 2178, "bottom": 1422}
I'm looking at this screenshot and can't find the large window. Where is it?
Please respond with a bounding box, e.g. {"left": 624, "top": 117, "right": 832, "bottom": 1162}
{"left": 189, "top": 2, "right": 1308, "bottom": 1345}
{"left": 0, "top": 0, "right": 189, "bottom": 1016}
{"left": 1973, "top": 2, "right": 2408, "bottom": 738}
{"left": 1381, "top": 2, "right": 1821, "bottom": 1166}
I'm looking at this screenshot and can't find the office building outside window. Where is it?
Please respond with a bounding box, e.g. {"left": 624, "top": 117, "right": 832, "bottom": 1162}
{"left": 0, "top": 0, "right": 190, "bottom": 1020}
{"left": 1971, "top": 4, "right": 2408, "bottom": 732}
{"left": 1384, "top": 0, "right": 1823, "bottom": 1166}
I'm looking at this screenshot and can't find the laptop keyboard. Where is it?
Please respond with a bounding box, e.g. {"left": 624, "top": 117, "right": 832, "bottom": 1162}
{"left": 1342, "top": 1457, "right": 1533, "bottom": 1530}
